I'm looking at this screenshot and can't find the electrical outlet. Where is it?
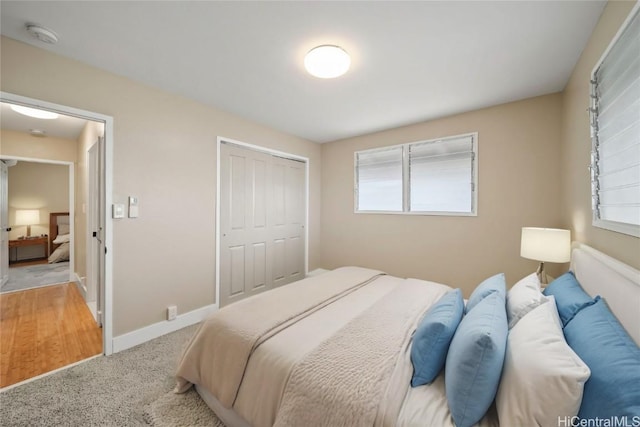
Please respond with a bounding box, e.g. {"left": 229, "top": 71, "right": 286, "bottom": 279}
{"left": 167, "top": 305, "right": 177, "bottom": 321}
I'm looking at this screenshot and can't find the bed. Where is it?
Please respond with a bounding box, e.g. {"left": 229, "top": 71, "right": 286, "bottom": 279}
{"left": 48, "top": 212, "right": 70, "bottom": 263}
{"left": 175, "top": 243, "right": 640, "bottom": 427}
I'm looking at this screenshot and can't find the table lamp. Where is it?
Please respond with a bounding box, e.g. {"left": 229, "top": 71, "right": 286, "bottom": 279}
{"left": 15, "top": 209, "right": 40, "bottom": 238}
{"left": 520, "top": 227, "right": 571, "bottom": 284}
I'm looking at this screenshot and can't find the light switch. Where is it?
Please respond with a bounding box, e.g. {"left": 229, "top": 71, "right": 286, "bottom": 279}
{"left": 112, "top": 204, "right": 125, "bottom": 219}
{"left": 128, "top": 196, "right": 139, "bottom": 218}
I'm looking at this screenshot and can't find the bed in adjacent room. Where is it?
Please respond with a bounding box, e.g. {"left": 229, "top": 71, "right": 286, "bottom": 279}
{"left": 175, "top": 243, "right": 640, "bottom": 427}
{"left": 48, "top": 212, "right": 70, "bottom": 264}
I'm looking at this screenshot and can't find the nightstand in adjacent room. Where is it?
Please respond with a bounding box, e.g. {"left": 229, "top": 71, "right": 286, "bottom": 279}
{"left": 8, "top": 236, "right": 49, "bottom": 264}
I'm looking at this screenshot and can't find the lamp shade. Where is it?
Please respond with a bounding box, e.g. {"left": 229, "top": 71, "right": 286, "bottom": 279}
{"left": 15, "top": 209, "right": 40, "bottom": 226}
{"left": 520, "top": 227, "right": 571, "bottom": 263}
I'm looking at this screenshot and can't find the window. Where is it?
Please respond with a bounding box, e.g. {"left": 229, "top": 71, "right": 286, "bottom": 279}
{"left": 590, "top": 6, "right": 640, "bottom": 237}
{"left": 355, "top": 133, "right": 477, "bottom": 215}
{"left": 356, "top": 146, "right": 403, "bottom": 211}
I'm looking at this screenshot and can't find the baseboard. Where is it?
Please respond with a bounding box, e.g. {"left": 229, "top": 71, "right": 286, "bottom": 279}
{"left": 306, "top": 268, "right": 330, "bottom": 277}
{"left": 111, "top": 304, "right": 218, "bottom": 353}
{"left": 73, "top": 273, "right": 87, "bottom": 298}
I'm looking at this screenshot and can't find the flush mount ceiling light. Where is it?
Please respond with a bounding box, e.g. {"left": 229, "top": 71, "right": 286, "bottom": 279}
{"left": 304, "top": 45, "right": 351, "bottom": 79}
{"left": 10, "top": 104, "right": 59, "bottom": 120}
{"left": 26, "top": 24, "right": 59, "bottom": 44}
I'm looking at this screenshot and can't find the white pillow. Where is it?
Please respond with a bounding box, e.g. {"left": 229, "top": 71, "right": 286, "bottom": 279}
{"left": 48, "top": 242, "right": 70, "bottom": 263}
{"left": 506, "top": 272, "right": 545, "bottom": 328}
{"left": 496, "top": 297, "right": 591, "bottom": 425}
{"left": 53, "top": 233, "right": 71, "bottom": 244}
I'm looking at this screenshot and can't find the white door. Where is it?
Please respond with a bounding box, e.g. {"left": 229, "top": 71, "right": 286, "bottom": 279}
{"left": 86, "top": 138, "right": 103, "bottom": 325}
{"left": 219, "top": 142, "right": 306, "bottom": 307}
{"left": 270, "top": 155, "right": 306, "bottom": 288}
{"left": 0, "top": 161, "right": 9, "bottom": 287}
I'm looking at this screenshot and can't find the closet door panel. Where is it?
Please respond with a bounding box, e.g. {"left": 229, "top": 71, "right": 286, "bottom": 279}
{"left": 252, "top": 242, "right": 267, "bottom": 291}
{"left": 229, "top": 245, "right": 246, "bottom": 297}
{"left": 220, "top": 142, "right": 306, "bottom": 306}
{"left": 220, "top": 143, "right": 272, "bottom": 306}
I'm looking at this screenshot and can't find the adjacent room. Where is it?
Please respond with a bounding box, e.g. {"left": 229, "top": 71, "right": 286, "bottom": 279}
{"left": 0, "top": 106, "right": 105, "bottom": 388}
{"left": 2, "top": 160, "right": 70, "bottom": 292}
{"left": 0, "top": 1, "right": 638, "bottom": 426}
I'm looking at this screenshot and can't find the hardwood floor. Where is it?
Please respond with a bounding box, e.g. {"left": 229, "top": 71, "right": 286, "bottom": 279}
{"left": 0, "top": 283, "right": 102, "bottom": 388}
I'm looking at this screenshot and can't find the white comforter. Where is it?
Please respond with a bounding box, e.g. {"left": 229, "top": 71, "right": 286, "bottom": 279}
{"left": 176, "top": 267, "right": 499, "bottom": 427}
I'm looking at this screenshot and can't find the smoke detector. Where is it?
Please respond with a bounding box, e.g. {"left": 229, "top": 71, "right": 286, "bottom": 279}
{"left": 26, "top": 24, "right": 58, "bottom": 44}
{"left": 29, "top": 129, "right": 47, "bottom": 137}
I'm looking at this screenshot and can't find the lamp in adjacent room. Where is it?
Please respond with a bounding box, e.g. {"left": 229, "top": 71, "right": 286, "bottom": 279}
{"left": 15, "top": 209, "right": 40, "bottom": 238}
{"left": 520, "top": 227, "right": 571, "bottom": 284}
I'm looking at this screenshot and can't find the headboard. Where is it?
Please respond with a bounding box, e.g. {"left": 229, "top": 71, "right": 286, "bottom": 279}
{"left": 570, "top": 242, "right": 640, "bottom": 346}
{"left": 49, "top": 212, "right": 70, "bottom": 255}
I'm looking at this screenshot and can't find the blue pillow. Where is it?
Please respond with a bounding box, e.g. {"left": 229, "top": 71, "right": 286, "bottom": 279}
{"left": 563, "top": 298, "right": 640, "bottom": 419}
{"left": 466, "top": 273, "right": 506, "bottom": 313}
{"left": 445, "top": 291, "right": 508, "bottom": 427}
{"left": 543, "top": 271, "right": 596, "bottom": 326}
{"left": 410, "top": 289, "right": 464, "bottom": 387}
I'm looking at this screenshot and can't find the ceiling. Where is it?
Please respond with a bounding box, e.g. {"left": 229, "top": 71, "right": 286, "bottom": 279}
{"left": 0, "top": 1, "right": 606, "bottom": 143}
{"left": 1, "top": 101, "right": 88, "bottom": 140}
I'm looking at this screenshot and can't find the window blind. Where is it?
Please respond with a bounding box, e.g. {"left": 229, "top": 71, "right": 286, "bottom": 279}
{"left": 409, "top": 135, "right": 474, "bottom": 213}
{"left": 356, "top": 146, "right": 403, "bottom": 211}
{"left": 355, "top": 133, "right": 477, "bottom": 215}
{"left": 591, "top": 7, "right": 640, "bottom": 232}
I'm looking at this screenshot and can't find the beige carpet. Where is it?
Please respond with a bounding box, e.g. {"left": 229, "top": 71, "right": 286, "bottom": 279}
{"left": 0, "top": 324, "right": 223, "bottom": 426}
{"left": 144, "top": 388, "right": 225, "bottom": 427}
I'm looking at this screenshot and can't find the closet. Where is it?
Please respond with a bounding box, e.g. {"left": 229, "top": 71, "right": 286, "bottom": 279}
{"left": 219, "top": 142, "right": 306, "bottom": 306}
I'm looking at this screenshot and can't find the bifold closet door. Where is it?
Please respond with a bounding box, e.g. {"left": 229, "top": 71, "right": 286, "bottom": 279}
{"left": 270, "top": 155, "right": 306, "bottom": 288}
{"left": 219, "top": 143, "right": 306, "bottom": 307}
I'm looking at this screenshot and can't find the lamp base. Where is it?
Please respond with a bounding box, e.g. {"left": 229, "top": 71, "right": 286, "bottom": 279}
{"left": 536, "top": 262, "right": 548, "bottom": 285}
{"left": 26, "top": 225, "right": 32, "bottom": 237}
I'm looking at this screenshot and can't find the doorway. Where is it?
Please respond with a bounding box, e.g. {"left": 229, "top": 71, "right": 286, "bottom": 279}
{"left": 0, "top": 158, "right": 74, "bottom": 293}
{"left": 217, "top": 139, "right": 308, "bottom": 307}
{"left": 0, "top": 92, "right": 114, "bottom": 388}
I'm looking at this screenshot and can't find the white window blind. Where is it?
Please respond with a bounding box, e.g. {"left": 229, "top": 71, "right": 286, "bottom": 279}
{"left": 409, "top": 136, "right": 474, "bottom": 213}
{"left": 356, "top": 146, "right": 403, "bottom": 211}
{"left": 590, "top": 6, "right": 640, "bottom": 236}
{"left": 355, "top": 133, "right": 477, "bottom": 215}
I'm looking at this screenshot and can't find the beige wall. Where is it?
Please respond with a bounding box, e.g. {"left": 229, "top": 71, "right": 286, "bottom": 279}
{"left": 321, "top": 94, "right": 564, "bottom": 296}
{"left": 561, "top": 0, "right": 640, "bottom": 269}
{"left": 2, "top": 0, "right": 636, "bottom": 338}
{"left": 75, "top": 121, "right": 105, "bottom": 279}
{"left": 7, "top": 161, "right": 69, "bottom": 240}
{"left": 1, "top": 36, "right": 322, "bottom": 336}
{"left": 1, "top": 129, "right": 77, "bottom": 162}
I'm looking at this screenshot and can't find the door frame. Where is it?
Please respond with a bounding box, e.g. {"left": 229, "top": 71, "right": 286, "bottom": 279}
{"left": 215, "top": 136, "right": 309, "bottom": 308}
{"left": 1, "top": 161, "right": 9, "bottom": 287}
{"left": 1, "top": 91, "right": 114, "bottom": 356}
{"left": 86, "top": 139, "right": 101, "bottom": 324}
